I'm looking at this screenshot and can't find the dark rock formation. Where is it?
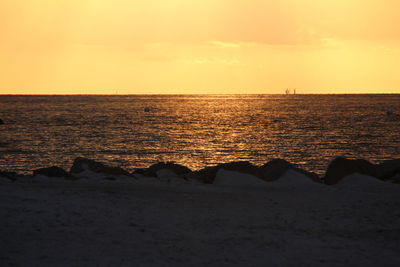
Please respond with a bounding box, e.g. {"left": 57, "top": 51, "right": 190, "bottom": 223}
{"left": 0, "top": 171, "right": 18, "bottom": 181}
{"left": 70, "top": 157, "right": 129, "bottom": 176}
{"left": 258, "top": 159, "right": 320, "bottom": 183}
{"left": 131, "top": 168, "right": 147, "bottom": 176}
{"left": 375, "top": 159, "right": 400, "bottom": 181}
{"left": 99, "top": 166, "right": 130, "bottom": 176}
{"left": 186, "top": 161, "right": 259, "bottom": 184}
{"left": 70, "top": 157, "right": 107, "bottom": 173}
{"left": 324, "top": 157, "right": 377, "bottom": 185}
{"left": 186, "top": 160, "right": 320, "bottom": 184}
{"left": 33, "top": 166, "right": 70, "bottom": 178}
{"left": 258, "top": 159, "right": 293, "bottom": 181}
{"left": 143, "top": 162, "right": 192, "bottom": 177}
{"left": 186, "top": 166, "right": 219, "bottom": 184}
{"left": 218, "top": 161, "right": 259, "bottom": 175}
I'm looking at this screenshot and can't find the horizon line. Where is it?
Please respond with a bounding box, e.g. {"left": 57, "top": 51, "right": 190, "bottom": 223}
{"left": 1, "top": 93, "right": 400, "bottom": 96}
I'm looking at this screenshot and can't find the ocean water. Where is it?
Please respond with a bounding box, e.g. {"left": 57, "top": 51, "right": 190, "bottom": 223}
{"left": 1, "top": 94, "right": 399, "bottom": 174}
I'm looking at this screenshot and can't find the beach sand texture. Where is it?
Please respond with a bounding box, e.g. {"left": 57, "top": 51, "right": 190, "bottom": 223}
{"left": 1, "top": 169, "right": 400, "bottom": 267}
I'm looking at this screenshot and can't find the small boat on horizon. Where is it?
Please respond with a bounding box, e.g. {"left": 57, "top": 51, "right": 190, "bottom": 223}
{"left": 285, "top": 88, "right": 296, "bottom": 95}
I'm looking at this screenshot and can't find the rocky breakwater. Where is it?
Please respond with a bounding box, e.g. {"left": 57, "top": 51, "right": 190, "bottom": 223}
{"left": 324, "top": 157, "right": 400, "bottom": 185}
{"left": 1, "top": 156, "right": 400, "bottom": 186}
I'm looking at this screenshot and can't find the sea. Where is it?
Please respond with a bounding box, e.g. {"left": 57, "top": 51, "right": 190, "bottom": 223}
{"left": 1, "top": 94, "right": 399, "bottom": 175}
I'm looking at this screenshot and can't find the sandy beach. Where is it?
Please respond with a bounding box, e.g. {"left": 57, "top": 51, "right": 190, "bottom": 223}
{"left": 1, "top": 169, "right": 400, "bottom": 267}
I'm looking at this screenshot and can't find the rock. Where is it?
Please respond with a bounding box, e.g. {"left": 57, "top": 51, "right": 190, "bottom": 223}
{"left": 186, "top": 166, "right": 219, "bottom": 184}
{"left": 275, "top": 169, "right": 323, "bottom": 186}
{"left": 144, "top": 162, "right": 192, "bottom": 177}
{"left": 33, "top": 166, "right": 68, "bottom": 177}
{"left": 258, "top": 159, "right": 320, "bottom": 183}
{"left": 186, "top": 161, "right": 258, "bottom": 184}
{"left": 70, "top": 157, "right": 129, "bottom": 177}
{"left": 186, "top": 160, "right": 320, "bottom": 184}
{"left": 324, "top": 157, "right": 376, "bottom": 185}
{"left": 258, "top": 159, "right": 293, "bottom": 181}
{"left": 0, "top": 171, "right": 18, "bottom": 181}
{"left": 70, "top": 157, "right": 107, "bottom": 173}
{"left": 185, "top": 166, "right": 218, "bottom": 184}
{"left": 99, "top": 166, "right": 130, "bottom": 176}
{"left": 131, "top": 168, "right": 147, "bottom": 176}
{"left": 217, "top": 161, "right": 259, "bottom": 175}
{"left": 375, "top": 159, "right": 400, "bottom": 180}
{"left": 33, "top": 166, "right": 73, "bottom": 179}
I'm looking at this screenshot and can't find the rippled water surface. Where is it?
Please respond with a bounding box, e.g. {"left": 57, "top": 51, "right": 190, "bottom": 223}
{"left": 1, "top": 94, "right": 399, "bottom": 174}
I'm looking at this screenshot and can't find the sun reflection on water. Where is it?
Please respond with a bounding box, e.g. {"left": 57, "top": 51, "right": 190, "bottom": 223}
{"left": 0, "top": 94, "right": 399, "bottom": 174}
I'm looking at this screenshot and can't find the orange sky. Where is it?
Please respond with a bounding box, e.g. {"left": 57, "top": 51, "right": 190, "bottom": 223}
{"left": 1, "top": 0, "right": 399, "bottom": 94}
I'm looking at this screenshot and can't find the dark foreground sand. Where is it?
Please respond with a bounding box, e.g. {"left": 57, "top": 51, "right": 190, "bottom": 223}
{"left": 1, "top": 172, "right": 400, "bottom": 267}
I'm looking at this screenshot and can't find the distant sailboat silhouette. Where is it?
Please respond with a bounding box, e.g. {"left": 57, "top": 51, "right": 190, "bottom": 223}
{"left": 285, "top": 88, "right": 296, "bottom": 95}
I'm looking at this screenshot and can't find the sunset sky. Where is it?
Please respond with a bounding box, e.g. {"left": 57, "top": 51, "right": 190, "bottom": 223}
{"left": 1, "top": 0, "right": 399, "bottom": 94}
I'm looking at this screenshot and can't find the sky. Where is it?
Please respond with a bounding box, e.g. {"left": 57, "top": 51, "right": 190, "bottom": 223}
{"left": 1, "top": 0, "right": 400, "bottom": 94}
